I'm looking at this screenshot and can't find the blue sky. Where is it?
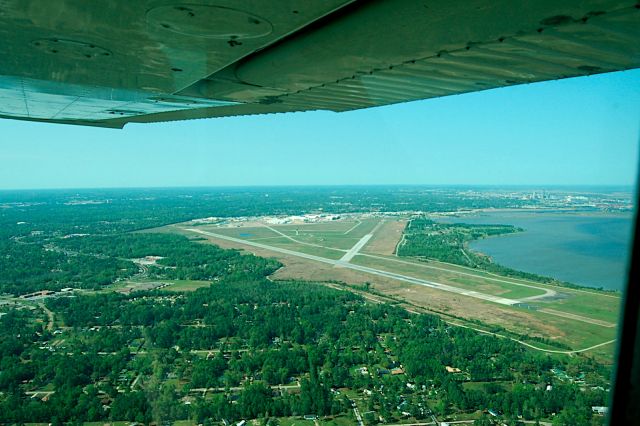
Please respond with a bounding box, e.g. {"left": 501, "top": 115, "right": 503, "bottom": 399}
{"left": 0, "top": 69, "right": 639, "bottom": 189}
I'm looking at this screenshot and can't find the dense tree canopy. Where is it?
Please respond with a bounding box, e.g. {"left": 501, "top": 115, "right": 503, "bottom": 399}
{"left": 0, "top": 279, "right": 609, "bottom": 424}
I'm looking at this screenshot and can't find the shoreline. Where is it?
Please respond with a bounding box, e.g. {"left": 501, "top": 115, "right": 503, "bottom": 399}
{"left": 435, "top": 209, "right": 632, "bottom": 292}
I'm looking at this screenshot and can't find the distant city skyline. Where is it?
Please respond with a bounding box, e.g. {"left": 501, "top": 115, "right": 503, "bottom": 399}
{"left": 0, "top": 69, "right": 638, "bottom": 190}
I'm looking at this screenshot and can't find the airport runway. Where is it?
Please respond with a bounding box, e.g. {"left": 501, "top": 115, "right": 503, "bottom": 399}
{"left": 186, "top": 228, "right": 521, "bottom": 306}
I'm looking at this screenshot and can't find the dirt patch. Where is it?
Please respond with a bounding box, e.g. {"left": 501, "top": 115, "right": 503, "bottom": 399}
{"left": 375, "top": 281, "right": 565, "bottom": 340}
{"left": 362, "top": 219, "right": 406, "bottom": 255}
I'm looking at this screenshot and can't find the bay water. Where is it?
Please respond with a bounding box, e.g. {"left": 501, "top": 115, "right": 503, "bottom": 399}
{"left": 437, "top": 211, "right": 634, "bottom": 291}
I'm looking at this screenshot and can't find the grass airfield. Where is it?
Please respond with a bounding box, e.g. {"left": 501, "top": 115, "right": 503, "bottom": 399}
{"left": 211, "top": 217, "right": 380, "bottom": 254}
{"left": 167, "top": 214, "right": 621, "bottom": 362}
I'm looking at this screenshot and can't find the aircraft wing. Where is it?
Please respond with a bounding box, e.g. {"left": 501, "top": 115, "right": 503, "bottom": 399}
{"left": 1, "top": 0, "right": 639, "bottom": 128}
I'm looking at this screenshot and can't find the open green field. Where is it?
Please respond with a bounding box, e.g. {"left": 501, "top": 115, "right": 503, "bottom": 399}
{"left": 350, "top": 254, "right": 548, "bottom": 300}
{"left": 272, "top": 218, "right": 380, "bottom": 238}
{"left": 269, "top": 228, "right": 361, "bottom": 250}
{"left": 240, "top": 236, "right": 347, "bottom": 260}
{"left": 532, "top": 292, "right": 621, "bottom": 323}
{"left": 529, "top": 309, "right": 617, "bottom": 346}
{"left": 445, "top": 302, "right": 616, "bottom": 356}
{"left": 197, "top": 223, "right": 350, "bottom": 259}
{"left": 351, "top": 252, "right": 621, "bottom": 326}
{"left": 278, "top": 418, "right": 317, "bottom": 426}
{"left": 274, "top": 218, "right": 373, "bottom": 234}
{"left": 203, "top": 218, "right": 381, "bottom": 252}
{"left": 163, "top": 280, "right": 213, "bottom": 292}
{"left": 208, "top": 225, "right": 283, "bottom": 239}
{"left": 270, "top": 218, "right": 381, "bottom": 247}
{"left": 276, "top": 231, "right": 361, "bottom": 250}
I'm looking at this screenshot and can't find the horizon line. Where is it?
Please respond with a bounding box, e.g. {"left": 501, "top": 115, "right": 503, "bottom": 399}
{"left": 0, "top": 183, "right": 636, "bottom": 192}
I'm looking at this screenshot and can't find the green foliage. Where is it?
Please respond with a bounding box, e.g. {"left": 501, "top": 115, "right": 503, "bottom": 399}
{"left": 397, "top": 216, "right": 565, "bottom": 284}
{"left": 0, "top": 187, "right": 532, "bottom": 294}
{"left": 0, "top": 279, "right": 609, "bottom": 424}
{"left": 58, "top": 232, "right": 281, "bottom": 282}
{"left": 0, "top": 190, "right": 610, "bottom": 425}
{"left": 0, "top": 239, "right": 137, "bottom": 294}
{"left": 397, "top": 216, "right": 520, "bottom": 265}
{"left": 0, "top": 231, "right": 280, "bottom": 295}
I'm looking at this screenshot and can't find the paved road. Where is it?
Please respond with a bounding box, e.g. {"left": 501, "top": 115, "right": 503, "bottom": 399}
{"left": 39, "top": 303, "right": 55, "bottom": 331}
{"left": 343, "top": 220, "right": 362, "bottom": 235}
{"left": 351, "top": 401, "right": 364, "bottom": 426}
{"left": 537, "top": 308, "right": 616, "bottom": 328}
{"left": 338, "top": 234, "right": 372, "bottom": 263}
{"left": 186, "top": 228, "right": 521, "bottom": 306}
{"left": 444, "top": 318, "right": 616, "bottom": 355}
{"left": 359, "top": 252, "right": 558, "bottom": 302}
{"left": 130, "top": 373, "right": 142, "bottom": 390}
{"left": 337, "top": 218, "right": 386, "bottom": 263}
{"left": 190, "top": 382, "right": 300, "bottom": 394}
